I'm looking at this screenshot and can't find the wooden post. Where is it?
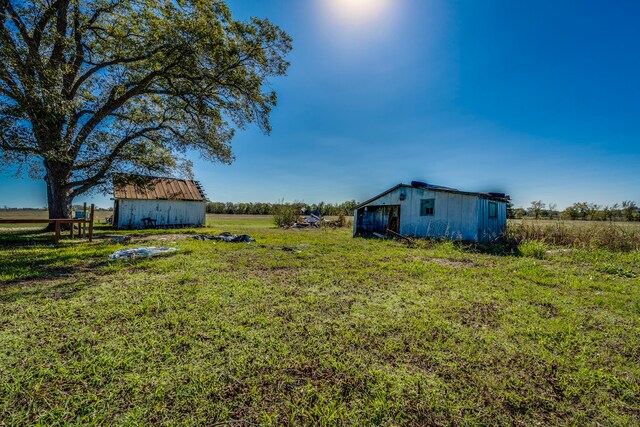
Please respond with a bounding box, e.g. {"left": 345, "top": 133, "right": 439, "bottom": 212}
{"left": 54, "top": 220, "right": 60, "bottom": 243}
{"left": 82, "top": 202, "right": 87, "bottom": 238}
{"left": 88, "top": 204, "right": 95, "bottom": 242}
{"left": 70, "top": 221, "right": 74, "bottom": 238}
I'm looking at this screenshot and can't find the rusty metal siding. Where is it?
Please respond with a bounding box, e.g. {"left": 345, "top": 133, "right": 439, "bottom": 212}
{"left": 116, "top": 200, "right": 206, "bottom": 229}
{"left": 114, "top": 178, "right": 205, "bottom": 201}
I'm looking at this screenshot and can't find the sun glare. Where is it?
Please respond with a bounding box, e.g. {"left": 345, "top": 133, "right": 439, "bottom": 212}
{"left": 324, "top": 0, "right": 393, "bottom": 27}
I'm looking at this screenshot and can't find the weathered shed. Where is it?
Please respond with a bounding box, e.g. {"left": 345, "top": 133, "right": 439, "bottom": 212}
{"left": 113, "top": 176, "right": 207, "bottom": 229}
{"left": 353, "top": 182, "right": 508, "bottom": 242}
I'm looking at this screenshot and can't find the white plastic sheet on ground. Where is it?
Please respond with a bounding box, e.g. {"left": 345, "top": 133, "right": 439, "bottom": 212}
{"left": 109, "top": 247, "right": 180, "bottom": 260}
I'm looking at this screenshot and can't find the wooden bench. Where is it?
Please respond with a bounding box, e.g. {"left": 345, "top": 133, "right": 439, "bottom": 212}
{"left": 0, "top": 204, "right": 95, "bottom": 243}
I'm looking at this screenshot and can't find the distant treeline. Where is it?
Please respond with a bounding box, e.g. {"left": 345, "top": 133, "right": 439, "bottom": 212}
{"left": 510, "top": 200, "right": 640, "bottom": 221}
{"left": 206, "top": 201, "right": 358, "bottom": 216}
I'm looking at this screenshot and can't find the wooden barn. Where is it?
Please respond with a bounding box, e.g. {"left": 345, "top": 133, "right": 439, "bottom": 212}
{"left": 353, "top": 181, "right": 508, "bottom": 242}
{"left": 113, "top": 176, "right": 207, "bottom": 229}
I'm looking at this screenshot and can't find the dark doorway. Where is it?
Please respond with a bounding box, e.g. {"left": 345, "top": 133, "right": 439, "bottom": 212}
{"left": 355, "top": 205, "right": 401, "bottom": 235}
{"left": 113, "top": 201, "right": 119, "bottom": 228}
{"left": 388, "top": 205, "right": 400, "bottom": 233}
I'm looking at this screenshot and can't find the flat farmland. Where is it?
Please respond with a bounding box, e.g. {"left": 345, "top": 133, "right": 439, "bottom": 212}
{"left": 0, "top": 216, "right": 638, "bottom": 425}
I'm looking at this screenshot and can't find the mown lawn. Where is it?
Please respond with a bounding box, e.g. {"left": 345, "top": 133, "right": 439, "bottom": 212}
{"left": 0, "top": 217, "right": 639, "bottom": 426}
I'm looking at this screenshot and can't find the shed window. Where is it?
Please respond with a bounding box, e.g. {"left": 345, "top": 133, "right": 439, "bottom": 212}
{"left": 420, "top": 199, "right": 435, "bottom": 216}
{"left": 488, "top": 202, "right": 497, "bottom": 218}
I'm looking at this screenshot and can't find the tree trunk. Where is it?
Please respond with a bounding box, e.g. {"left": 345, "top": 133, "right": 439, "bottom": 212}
{"left": 44, "top": 161, "right": 73, "bottom": 231}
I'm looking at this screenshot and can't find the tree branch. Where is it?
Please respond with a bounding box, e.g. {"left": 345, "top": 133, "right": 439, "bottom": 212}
{"left": 3, "top": 0, "right": 33, "bottom": 48}
{"left": 68, "top": 46, "right": 166, "bottom": 98}
{"left": 48, "top": 0, "right": 69, "bottom": 69}
{"left": 68, "top": 123, "right": 167, "bottom": 196}
{"left": 32, "top": 0, "right": 60, "bottom": 48}
{"left": 69, "top": 56, "right": 185, "bottom": 158}
{"left": 0, "top": 132, "right": 37, "bottom": 154}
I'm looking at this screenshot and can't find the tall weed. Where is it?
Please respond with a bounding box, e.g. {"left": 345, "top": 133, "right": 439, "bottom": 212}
{"left": 507, "top": 221, "right": 640, "bottom": 251}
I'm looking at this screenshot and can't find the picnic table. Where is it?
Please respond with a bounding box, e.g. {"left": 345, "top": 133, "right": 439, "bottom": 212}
{"left": 0, "top": 204, "right": 95, "bottom": 243}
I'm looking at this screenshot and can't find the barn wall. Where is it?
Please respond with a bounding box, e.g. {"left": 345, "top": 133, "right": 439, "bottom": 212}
{"left": 401, "top": 187, "right": 479, "bottom": 240}
{"left": 354, "top": 186, "right": 507, "bottom": 242}
{"left": 116, "top": 200, "right": 206, "bottom": 229}
{"left": 476, "top": 198, "right": 507, "bottom": 242}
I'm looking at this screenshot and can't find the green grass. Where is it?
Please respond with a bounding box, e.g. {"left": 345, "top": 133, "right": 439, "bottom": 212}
{"left": 1, "top": 217, "right": 639, "bottom": 425}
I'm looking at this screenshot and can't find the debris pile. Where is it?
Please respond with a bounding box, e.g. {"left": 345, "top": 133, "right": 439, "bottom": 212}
{"left": 372, "top": 229, "right": 415, "bottom": 245}
{"left": 109, "top": 247, "right": 180, "bottom": 259}
{"left": 285, "top": 210, "right": 325, "bottom": 229}
{"left": 193, "top": 232, "right": 255, "bottom": 243}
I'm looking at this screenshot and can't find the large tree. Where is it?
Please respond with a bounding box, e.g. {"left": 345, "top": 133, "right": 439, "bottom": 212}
{"left": 0, "top": 0, "right": 291, "bottom": 219}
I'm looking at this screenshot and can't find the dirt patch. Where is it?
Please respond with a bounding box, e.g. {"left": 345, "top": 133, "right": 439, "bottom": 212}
{"left": 532, "top": 301, "right": 559, "bottom": 318}
{"left": 450, "top": 302, "right": 501, "bottom": 328}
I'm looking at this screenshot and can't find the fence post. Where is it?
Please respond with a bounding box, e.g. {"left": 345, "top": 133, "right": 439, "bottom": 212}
{"left": 88, "top": 204, "right": 95, "bottom": 242}
{"left": 82, "top": 202, "right": 87, "bottom": 237}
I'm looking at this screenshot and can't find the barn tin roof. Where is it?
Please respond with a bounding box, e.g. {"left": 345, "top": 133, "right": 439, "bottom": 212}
{"left": 355, "top": 183, "right": 508, "bottom": 210}
{"left": 114, "top": 176, "right": 206, "bottom": 201}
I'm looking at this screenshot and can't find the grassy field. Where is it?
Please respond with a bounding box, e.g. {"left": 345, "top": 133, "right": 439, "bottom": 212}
{"left": 0, "top": 216, "right": 639, "bottom": 425}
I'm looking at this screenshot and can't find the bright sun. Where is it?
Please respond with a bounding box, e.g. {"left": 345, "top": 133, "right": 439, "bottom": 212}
{"left": 324, "top": 0, "right": 393, "bottom": 27}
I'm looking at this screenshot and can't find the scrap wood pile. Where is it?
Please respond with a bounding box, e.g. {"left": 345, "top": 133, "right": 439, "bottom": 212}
{"left": 285, "top": 212, "right": 324, "bottom": 229}
{"left": 282, "top": 210, "right": 346, "bottom": 229}
{"left": 373, "top": 229, "right": 415, "bottom": 245}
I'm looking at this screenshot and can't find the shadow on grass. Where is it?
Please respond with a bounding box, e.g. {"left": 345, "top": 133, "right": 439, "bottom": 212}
{"left": 1, "top": 248, "right": 187, "bottom": 303}
{"left": 356, "top": 234, "right": 522, "bottom": 257}
{"left": 0, "top": 229, "right": 54, "bottom": 248}
{"left": 0, "top": 276, "right": 98, "bottom": 303}
{"left": 1, "top": 231, "right": 188, "bottom": 294}
{"left": 454, "top": 240, "right": 521, "bottom": 257}
{"left": 0, "top": 256, "right": 110, "bottom": 287}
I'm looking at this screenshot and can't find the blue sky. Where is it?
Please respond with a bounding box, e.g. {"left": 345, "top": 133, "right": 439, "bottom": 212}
{"left": 1, "top": 0, "right": 639, "bottom": 209}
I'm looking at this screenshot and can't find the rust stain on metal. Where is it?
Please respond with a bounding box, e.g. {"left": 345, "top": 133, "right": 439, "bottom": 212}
{"left": 114, "top": 177, "right": 205, "bottom": 201}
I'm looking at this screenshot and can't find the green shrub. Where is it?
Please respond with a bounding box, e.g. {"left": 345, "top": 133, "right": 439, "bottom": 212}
{"left": 518, "top": 240, "right": 547, "bottom": 259}
{"left": 271, "top": 201, "right": 302, "bottom": 228}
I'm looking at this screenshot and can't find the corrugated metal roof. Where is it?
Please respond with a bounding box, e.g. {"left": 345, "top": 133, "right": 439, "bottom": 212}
{"left": 114, "top": 176, "right": 206, "bottom": 201}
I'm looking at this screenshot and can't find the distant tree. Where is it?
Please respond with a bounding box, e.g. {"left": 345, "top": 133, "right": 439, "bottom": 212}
{"left": 603, "top": 205, "right": 614, "bottom": 222}
{"left": 341, "top": 200, "right": 358, "bottom": 214}
{"left": 574, "top": 202, "right": 589, "bottom": 220}
{"left": 528, "top": 200, "right": 546, "bottom": 220}
{"left": 562, "top": 204, "right": 579, "bottom": 220}
{"left": 506, "top": 199, "right": 515, "bottom": 219}
{"left": 547, "top": 203, "right": 558, "bottom": 220}
{"left": 611, "top": 203, "right": 621, "bottom": 221}
{"left": 622, "top": 201, "right": 638, "bottom": 221}
{"left": 586, "top": 203, "right": 601, "bottom": 221}
{"left": 0, "top": 0, "right": 292, "bottom": 222}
